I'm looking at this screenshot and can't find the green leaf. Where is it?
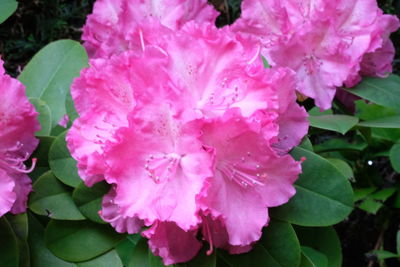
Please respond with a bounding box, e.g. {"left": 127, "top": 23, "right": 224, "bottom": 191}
{"left": 49, "top": 131, "right": 81, "bottom": 187}
{"left": 29, "top": 98, "right": 52, "bottom": 136}
{"left": 29, "top": 171, "right": 85, "bottom": 220}
{"left": 326, "top": 158, "right": 354, "bottom": 181}
{"left": 308, "top": 107, "right": 333, "bottom": 116}
{"left": 308, "top": 115, "right": 359, "bottom": 134}
{"left": 6, "top": 213, "right": 30, "bottom": 267}
{"left": 72, "top": 182, "right": 110, "bottom": 224}
{"left": 45, "top": 220, "right": 125, "bottom": 262}
{"left": 346, "top": 75, "right": 400, "bottom": 111}
{"left": 301, "top": 246, "right": 328, "bottom": 267}
{"left": 355, "top": 100, "right": 400, "bottom": 141}
{"left": 295, "top": 226, "right": 342, "bottom": 267}
{"left": 271, "top": 147, "right": 354, "bottom": 226}
{"left": 299, "top": 137, "right": 313, "bottom": 151}
{"left": 370, "top": 250, "right": 399, "bottom": 260}
{"left": 357, "top": 188, "right": 396, "bottom": 214}
{"left": 19, "top": 40, "right": 88, "bottom": 128}
{"left": 66, "top": 90, "right": 79, "bottom": 123}
{"left": 218, "top": 220, "right": 300, "bottom": 267}
{"left": 30, "top": 136, "right": 55, "bottom": 167}
{"left": 357, "top": 115, "right": 400, "bottom": 128}
{"left": 0, "top": 217, "right": 19, "bottom": 267}
{"left": 397, "top": 230, "right": 400, "bottom": 255}
{"left": 354, "top": 187, "right": 376, "bottom": 202}
{"left": 115, "top": 235, "right": 141, "bottom": 266}
{"left": 314, "top": 138, "right": 367, "bottom": 153}
{"left": 27, "top": 213, "right": 74, "bottom": 267}
{"left": 261, "top": 56, "right": 271, "bottom": 68}
{"left": 390, "top": 144, "right": 400, "bottom": 173}
{"left": 176, "top": 248, "right": 216, "bottom": 267}
{"left": 76, "top": 250, "right": 123, "bottom": 267}
{"left": 0, "top": 0, "right": 17, "bottom": 24}
{"left": 128, "top": 238, "right": 151, "bottom": 267}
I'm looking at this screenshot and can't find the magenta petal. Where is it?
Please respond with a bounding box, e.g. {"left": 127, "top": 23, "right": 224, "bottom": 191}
{"left": 10, "top": 174, "right": 32, "bottom": 214}
{"left": 0, "top": 169, "right": 16, "bottom": 217}
{"left": 100, "top": 187, "right": 143, "bottom": 234}
{"left": 143, "top": 221, "right": 202, "bottom": 265}
{"left": 199, "top": 114, "right": 301, "bottom": 246}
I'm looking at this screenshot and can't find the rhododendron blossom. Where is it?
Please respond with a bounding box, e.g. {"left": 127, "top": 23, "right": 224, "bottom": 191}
{"left": 0, "top": 59, "right": 39, "bottom": 217}
{"left": 67, "top": 23, "right": 308, "bottom": 264}
{"left": 232, "top": 0, "right": 400, "bottom": 110}
{"left": 82, "top": 0, "right": 219, "bottom": 58}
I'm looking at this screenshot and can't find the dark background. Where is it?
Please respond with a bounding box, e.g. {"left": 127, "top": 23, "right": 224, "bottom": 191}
{"left": 0, "top": 0, "right": 399, "bottom": 266}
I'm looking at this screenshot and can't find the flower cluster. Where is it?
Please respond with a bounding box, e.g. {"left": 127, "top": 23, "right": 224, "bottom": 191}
{"left": 69, "top": 0, "right": 398, "bottom": 264}
{"left": 0, "top": 59, "right": 39, "bottom": 217}
{"left": 82, "top": 0, "right": 219, "bottom": 58}
{"left": 68, "top": 20, "right": 308, "bottom": 264}
{"left": 232, "top": 0, "right": 400, "bottom": 110}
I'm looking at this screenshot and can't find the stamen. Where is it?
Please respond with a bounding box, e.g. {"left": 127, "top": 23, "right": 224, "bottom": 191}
{"left": 139, "top": 28, "right": 145, "bottom": 52}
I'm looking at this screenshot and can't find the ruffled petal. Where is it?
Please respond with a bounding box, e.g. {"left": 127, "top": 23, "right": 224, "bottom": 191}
{"left": 0, "top": 169, "right": 16, "bottom": 217}
{"left": 143, "top": 221, "right": 202, "bottom": 265}
{"left": 199, "top": 114, "right": 301, "bottom": 246}
{"left": 100, "top": 187, "right": 143, "bottom": 234}
{"left": 10, "top": 173, "right": 32, "bottom": 214}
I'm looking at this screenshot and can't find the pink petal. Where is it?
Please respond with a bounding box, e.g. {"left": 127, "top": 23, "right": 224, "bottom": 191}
{"left": 0, "top": 169, "right": 16, "bottom": 217}
{"left": 199, "top": 114, "right": 301, "bottom": 246}
{"left": 100, "top": 187, "right": 143, "bottom": 234}
{"left": 82, "top": 0, "right": 218, "bottom": 58}
{"left": 10, "top": 173, "right": 32, "bottom": 214}
{"left": 143, "top": 221, "right": 202, "bottom": 265}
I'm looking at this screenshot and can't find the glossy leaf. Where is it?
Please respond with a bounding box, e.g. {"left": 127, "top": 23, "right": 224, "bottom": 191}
{"left": 76, "top": 250, "right": 123, "bottom": 267}
{"left": 30, "top": 136, "right": 55, "bottom": 167}
{"left": 28, "top": 213, "right": 74, "bottom": 267}
{"left": 390, "top": 144, "right": 400, "bottom": 173}
{"left": 116, "top": 235, "right": 141, "bottom": 266}
{"left": 308, "top": 115, "right": 359, "bottom": 134}
{"left": 314, "top": 138, "right": 367, "bottom": 153}
{"left": 218, "top": 220, "right": 300, "bottom": 267}
{"left": 0, "top": 0, "right": 17, "bottom": 23}
{"left": 301, "top": 246, "right": 328, "bottom": 267}
{"left": 0, "top": 217, "right": 19, "bottom": 267}
{"left": 19, "top": 40, "right": 88, "bottom": 128}
{"left": 49, "top": 131, "right": 81, "bottom": 187}
{"left": 357, "top": 116, "right": 400, "bottom": 128}
{"left": 30, "top": 97, "right": 52, "bottom": 136}
{"left": 45, "top": 220, "right": 125, "bottom": 262}
{"left": 271, "top": 147, "right": 353, "bottom": 226}
{"left": 176, "top": 248, "right": 216, "bottom": 267}
{"left": 346, "top": 75, "right": 400, "bottom": 111}
{"left": 29, "top": 171, "right": 85, "bottom": 220}
{"left": 326, "top": 158, "right": 354, "bottom": 181}
{"left": 295, "top": 226, "right": 342, "bottom": 267}
{"left": 72, "top": 182, "right": 110, "bottom": 224}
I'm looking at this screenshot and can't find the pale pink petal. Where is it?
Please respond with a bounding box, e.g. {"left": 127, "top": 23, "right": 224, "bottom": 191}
{"left": 143, "top": 221, "right": 202, "bottom": 265}
{"left": 10, "top": 174, "right": 32, "bottom": 214}
{"left": 100, "top": 187, "right": 143, "bottom": 234}
{"left": 0, "top": 169, "right": 16, "bottom": 217}
{"left": 199, "top": 114, "right": 301, "bottom": 246}
{"left": 106, "top": 118, "right": 212, "bottom": 231}
{"left": 0, "top": 58, "right": 38, "bottom": 216}
{"left": 82, "top": 0, "right": 218, "bottom": 58}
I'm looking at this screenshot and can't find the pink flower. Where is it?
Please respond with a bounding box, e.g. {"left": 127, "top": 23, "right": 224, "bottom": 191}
{"left": 68, "top": 22, "right": 307, "bottom": 264}
{"left": 82, "top": 0, "right": 219, "bottom": 58}
{"left": 198, "top": 112, "right": 301, "bottom": 251}
{"left": 232, "top": 0, "right": 400, "bottom": 109}
{"left": 0, "top": 59, "right": 39, "bottom": 217}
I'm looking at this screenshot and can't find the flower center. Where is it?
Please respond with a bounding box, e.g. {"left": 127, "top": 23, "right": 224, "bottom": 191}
{"left": 144, "top": 153, "right": 182, "bottom": 184}
{"left": 218, "top": 152, "right": 267, "bottom": 188}
{"left": 0, "top": 142, "right": 36, "bottom": 174}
